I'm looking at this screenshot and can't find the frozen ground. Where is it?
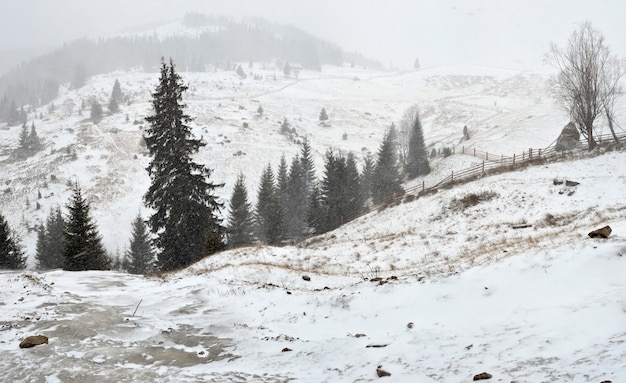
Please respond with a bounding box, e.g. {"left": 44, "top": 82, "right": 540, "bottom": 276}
{"left": 0, "top": 57, "right": 625, "bottom": 382}
{"left": 0, "top": 63, "right": 592, "bottom": 257}
{"left": 1, "top": 149, "right": 625, "bottom": 382}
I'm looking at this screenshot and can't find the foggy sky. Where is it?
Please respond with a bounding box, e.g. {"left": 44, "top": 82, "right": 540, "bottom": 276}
{"left": 0, "top": 0, "right": 624, "bottom": 70}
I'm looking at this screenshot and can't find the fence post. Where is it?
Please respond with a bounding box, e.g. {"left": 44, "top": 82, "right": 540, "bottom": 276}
{"left": 538, "top": 148, "right": 541, "bottom": 157}
{"left": 482, "top": 161, "right": 484, "bottom": 174}
{"left": 422, "top": 180, "right": 424, "bottom": 191}
{"left": 522, "top": 151, "right": 525, "bottom": 161}
{"left": 529, "top": 148, "right": 532, "bottom": 159}
{"left": 486, "top": 152, "right": 489, "bottom": 161}
{"left": 451, "top": 171, "right": 454, "bottom": 184}
{"left": 513, "top": 153, "right": 515, "bottom": 166}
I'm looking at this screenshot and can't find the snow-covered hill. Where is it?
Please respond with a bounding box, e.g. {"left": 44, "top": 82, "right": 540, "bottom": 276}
{"left": 1, "top": 63, "right": 604, "bottom": 259}
{"left": 1, "top": 148, "right": 625, "bottom": 381}
{"left": 0, "top": 58, "right": 625, "bottom": 381}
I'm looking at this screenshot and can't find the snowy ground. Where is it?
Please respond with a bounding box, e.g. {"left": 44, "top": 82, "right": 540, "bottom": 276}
{"left": 1, "top": 148, "right": 625, "bottom": 382}
{"left": 1, "top": 56, "right": 626, "bottom": 382}
{"left": 0, "top": 62, "right": 592, "bottom": 258}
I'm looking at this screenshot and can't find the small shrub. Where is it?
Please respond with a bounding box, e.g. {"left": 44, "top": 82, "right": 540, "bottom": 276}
{"left": 543, "top": 213, "right": 559, "bottom": 227}
{"left": 451, "top": 191, "right": 498, "bottom": 210}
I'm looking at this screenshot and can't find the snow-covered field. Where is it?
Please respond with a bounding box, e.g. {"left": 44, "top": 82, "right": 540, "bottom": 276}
{"left": 1, "top": 59, "right": 625, "bottom": 381}
{"left": 0, "top": 62, "right": 591, "bottom": 256}
{"left": 1, "top": 149, "right": 625, "bottom": 382}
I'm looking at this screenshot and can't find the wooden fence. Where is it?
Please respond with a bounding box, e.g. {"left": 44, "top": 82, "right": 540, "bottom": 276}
{"left": 366, "top": 131, "right": 626, "bottom": 214}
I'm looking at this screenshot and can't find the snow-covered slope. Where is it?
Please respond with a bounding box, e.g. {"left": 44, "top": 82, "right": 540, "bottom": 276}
{"left": 0, "top": 148, "right": 624, "bottom": 381}
{"left": 0, "top": 61, "right": 625, "bottom": 381}
{"left": 1, "top": 63, "right": 607, "bottom": 260}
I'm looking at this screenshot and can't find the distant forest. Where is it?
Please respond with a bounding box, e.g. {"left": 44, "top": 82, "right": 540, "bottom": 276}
{"left": 0, "top": 13, "right": 382, "bottom": 124}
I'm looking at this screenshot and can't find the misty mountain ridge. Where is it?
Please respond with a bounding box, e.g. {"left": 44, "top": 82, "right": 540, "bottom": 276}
{"left": 0, "top": 12, "right": 382, "bottom": 112}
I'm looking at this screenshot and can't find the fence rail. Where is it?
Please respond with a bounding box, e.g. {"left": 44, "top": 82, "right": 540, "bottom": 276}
{"left": 366, "top": 131, "right": 626, "bottom": 214}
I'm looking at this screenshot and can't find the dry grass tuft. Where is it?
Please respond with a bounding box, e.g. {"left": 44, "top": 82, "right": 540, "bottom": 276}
{"left": 450, "top": 191, "right": 498, "bottom": 211}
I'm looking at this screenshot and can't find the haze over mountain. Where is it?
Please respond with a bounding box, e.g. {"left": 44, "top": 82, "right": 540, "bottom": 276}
{"left": 1, "top": 0, "right": 625, "bottom": 72}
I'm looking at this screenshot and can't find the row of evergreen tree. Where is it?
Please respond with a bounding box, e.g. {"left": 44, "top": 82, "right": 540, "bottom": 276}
{"left": 1, "top": 58, "right": 430, "bottom": 273}
{"left": 0, "top": 184, "right": 154, "bottom": 273}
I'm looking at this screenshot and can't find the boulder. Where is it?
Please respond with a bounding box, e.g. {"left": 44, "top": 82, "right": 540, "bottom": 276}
{"left": 376, "top": 365, "right": 391, "bottom": 377}
{"left": 19, "top": 335, "right": 48, "bottom": 348}
{"left": 473, "top": 372, "right": 492, "bottom": 380}
{"left": 555, "top": 122, "right": 580, "bottom": 151}
{"left": 588, "top": 226, "right": 612, "bottom": 238}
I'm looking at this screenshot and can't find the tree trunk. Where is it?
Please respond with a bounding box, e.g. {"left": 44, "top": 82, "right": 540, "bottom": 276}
{"left": 587, "top": 123, "right": 596, "bottom": 150}
{"left": 606, "top": 108, "right": 620, "bottom": 144}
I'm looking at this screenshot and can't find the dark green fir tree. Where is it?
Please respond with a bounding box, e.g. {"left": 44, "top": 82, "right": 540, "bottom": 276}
{"left": 63, "top": 183, "right": 110, "bottom": 271}
{"left": 226, "top": 174, "right": 255, "bottom": 247}
{"left": 372, "top": 127, "right": 403, "bottom": 204}
{"left": 0, "top": 213, "right": 26, "bottom": 269}
{"left": 144, "top": 59, "right": 224, "bottom": 271}
{"left": 35, "top": 206, "right": 65, "bottom": 269}
{"left": 126, "top": 213, "right": 154, "bottom": 274}
{"left": 406, "top": 110, "right": 430, "bottom": 178}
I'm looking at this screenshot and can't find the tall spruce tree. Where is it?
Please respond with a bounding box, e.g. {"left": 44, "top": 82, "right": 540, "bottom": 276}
{"left": 360, "top": 154, "right": 375, "bottom": 203}
{"left": 0, "top": 213, "right": 27, "bottom": 269}
{"left": 144, "top": 59, "right": 224, "bottom": 271}
{"left": 226, "top": 174, "right": 255, "bottom": 247}
{"left": 285, "top": 156, "right": 307, "bottom": 242}
{"left": 35, "top": 207, "right": 65, "bottom": 269}
{"left": 300, "top": 137, "right": 316, "bottom": 198}
{"left": 275, "top": 155, "right": 290, "bottom": 239}
{"left": 255, "top": 163, "right": 283, "bottom": 244}
{"left": 18, "top": 122, "right": 29, "bottom": 151}
{"left": 111, "top": 79, "right": 123, "bottom": 103}
{"left": 63, "top": 184, "right": 109, "bottom": 271}
{"left": 126, "top": 213, "right": 154, "bottom": 274}
{"left": 372, "top": 128, "right": 403, "bottom": 204}
{"left": 406, "top": 110, "right": 430, "bottom": 178}
{"left": 27, "top": 122, "right": 41, "bottom": 151}
{"left": 344, "top": 152, "right": 364, "bottom": 221}
{"left": 306, "top": 184, "right": 324, "bottom": 235}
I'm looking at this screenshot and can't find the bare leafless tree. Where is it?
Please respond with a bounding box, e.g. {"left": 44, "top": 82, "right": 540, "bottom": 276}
{"left": 545, "top": 21, "right": 624, "bottom": 150}
{"left": 398, "top": 104, "right": 420, "bottom": 167}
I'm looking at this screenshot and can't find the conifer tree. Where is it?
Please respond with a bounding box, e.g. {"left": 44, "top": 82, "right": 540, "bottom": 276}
{"left": 307, "top": 184, "right": 324, "bottom": 235}
{"left": 0, "top": 213, "right": 26, "bottom": 269}
{"left": 406, "top": 110, "right": 430, "bottom": 178}
{"left": 18, "top": 122, "right": 29, "bottom": 151}
{"left": 126, "top": 213, "right": 154, "bottom": 274}
{"left": 111, "top": 79, "right": 123, "bottom": 103}
{"left": 226, "top": 174, "right": 255, "bottom": 247}
{"left": 28, "top": 122, "right": 41, "bottom": 150}
{"left": 285, "top": 156, "right": 307, "bottom": 242}
{"left": 344, "top": 152, "right": 364, "bottom": 220}
{"left": 35, "top": 207, "right": 64, "bottom": 269}
{"left": 360, "top": 154, "right": 375, "bottom": 203}
{"left": 319, "top": 107, "right": 329, "bottom": 124}
{"left": 300, "top": 137, "right": 316, "bottom": 198}
{"left": 63, "top": 184, "right": 109, "bottom": 271}
{"left": 255, "top": 163, "right": 282, "bottom": 244}
{"left": 90, "top": 101, "right": 103, "bottom": 122}
{"left": 372, "top": 128, "right": 403, "bottom": 204}
{"left": 144, "top": 59, "right": 224, "bottom": 271}
{"left": 319, "top": 149, "right": 347, "bottom": 232}
{"left": 108, "top": 97, "right": 119, "bottom": 114}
